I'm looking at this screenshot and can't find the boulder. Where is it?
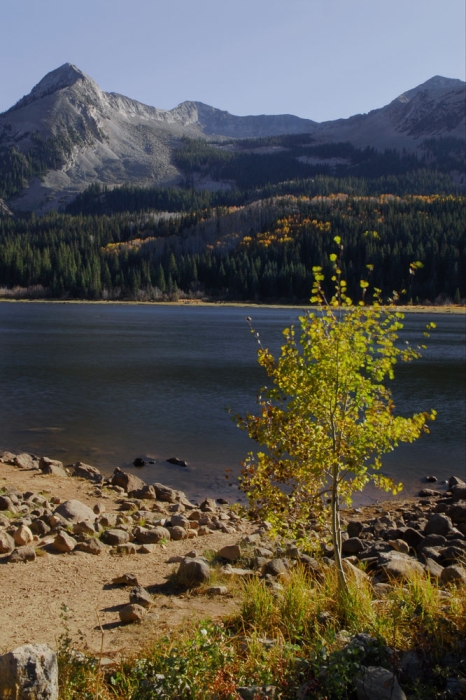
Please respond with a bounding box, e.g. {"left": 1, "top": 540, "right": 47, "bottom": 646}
{"left": 7, "top": 546, "right": 36, "bottom": 563}
{"left": 424, "top": 558, "right": 444, "bottom": 580}
{"left": 132, "top": 485, "right": 157, "bottom": 500}
{"left": 119, "top": 603, "right": 146, "bottom": 624}
{"left": 72, "top": 462, "right": 102, "bottom": 482}
{"left": 54, "top": 500, "right": 96, "bottom": 525}
{"left": 13, "top": 524, "right": 34, "bottom": 547}
{"left": 166, "top": 457, "right": 188, "bottom": 467}
{"left": 449, "top": 476, "right": 466, "bottom": 488}
{"left": 440, "top": 564, "right": 466, "bottom": 586}
{"left": 355, "top": 666, "right": 406, "bottom": 700}
{"left": 75, "top": 538, "right": 107, "bottom": 555}
{"left": 0, "top": 495, "right": 16, "bottom": 512}
{"left": 396, "top": 527, "right": 424, "bottom": 549}
{"left": 379, "top": 554, "right": 425, "bottom": 582}
{"left": 0, "top": 644, "right": 58, "bottom": 700}
{"left": 0, "top": 530, "right": 15, "bottom": 554}
{"left": 168, "top": 526, "right": 187, "bottom": 541}
{"left": 0, "top": 451, "right": 17, "bottom": 464}
{"left": 347, "top": 520, "right": 364, "bottom": 538}
{"left": 342, "top": 537, "right": 365, "bottom": 554}
{"left": 129, "top": 586, "right": 152, "bottom": 609}
{"left": 133, "top": 526, "right": 170, "bottom": 544}
{"left": 261, "top": 559, "right": 288, "bottom": 577}
{"left": 439, "top": 545, "right": 466, "bottom": 565}
{"left": 14, "top": 453, "right": 38, "bottom": 470}
{"left": 342, "top": 559, "right": 370, "bottom": 584}
{"left": 388, "top": 539, "right": 410, "bottom": 554}
{"left": 448, "top": 503, "right": 466, "bottom": 523}
{"left": 153, "top": 483, "right": 178, "bottom": 503}
{"left": 116, "top": 543, "right": 138, "bottom": 555}
{"left": 416, "top": 533, "right": 447, "bottom": 552}
{"left": 112, "top": 573, "right": 139, "bottom": 586}
{"left": 451, "top": 485, "right": 466, "bottom": 502}
{"left": 425, "top": 513, "right": 453, "bottom": 536}
{"left": 101, "top": 529, "right": 130, "bottom": 546}
{"left": 217, "top": 544, "right": 241, "bottom": 562}
{"left": 200, "top": 498, "right": 217, "bottom": 512}
{"left": 110, "top": 468, "right": 146, "bottom": 494}
{"left": 53, "top": 532, "right": 77, "bottom": 553}
{"left": 176, "top": 557, "right": 211, "bottom": 586}
{"left": 39, "top": 457, "right": 68, "bottom": 478}
{"left": 30, "top": 520, "right": 51, "bottom": 537}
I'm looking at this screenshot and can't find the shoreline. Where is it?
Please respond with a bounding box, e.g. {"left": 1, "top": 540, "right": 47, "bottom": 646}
{"left": 0, "top": 298, "right": 465, "bottom": 314}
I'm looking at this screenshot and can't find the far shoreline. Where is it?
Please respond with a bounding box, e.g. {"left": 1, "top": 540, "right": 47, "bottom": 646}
{"left": 0, "top": 298, "right": 465, "bottom": 314}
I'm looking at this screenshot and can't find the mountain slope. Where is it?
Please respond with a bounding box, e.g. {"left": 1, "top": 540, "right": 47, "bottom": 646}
{"left": 0, "top": 64, "right": 464, "bottom": 212}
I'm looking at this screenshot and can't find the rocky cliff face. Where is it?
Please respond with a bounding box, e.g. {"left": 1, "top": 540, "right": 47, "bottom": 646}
{"left": 0, "top": 64, "right": 464, "bottom": 212}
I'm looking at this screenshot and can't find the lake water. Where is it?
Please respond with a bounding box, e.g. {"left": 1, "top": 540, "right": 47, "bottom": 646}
{"left": 0, "top": 303, "right": 464, "bottom": 503}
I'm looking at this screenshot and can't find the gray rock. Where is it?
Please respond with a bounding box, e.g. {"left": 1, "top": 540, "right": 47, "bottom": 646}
{"left": 379, "top": 554, "right": 425, "bottom": 582}
{"left": 14, "top": 453, "right": 39, "bottom": 470}
{"left": 53, "top": 532, "right": 77, "bottom": 553}
{"left": 261, "top": 558, "right": 288, "bottom": 577}
{"left": 110, "top": 468, "right": 146, "bottom": 494}
{"left": 133, "top": 525, "right": 170, "bottom": 544}
{"left": 355, "top": 666, "right": 406, "bottom": 700}
{"left": 418, "top": 488, "right": 442, "bottom": 497}
{"left": 0, "top": 643, "right": 58, "bottom": 700}
{"left": 217, "top": 544, "right": 241, "bottom": 561}
{"left": 451, "top": 485, "right": 466, "bottom": 502}
{"left": 206, "top": 585, "right": 228, "bottom": 595}
{"left": 73, "top": 520, "right": 99, "bottom": 536}
{"left": 439, "top": 545, "right": 466, "bottom": 564}
{"left": 72, "top": 461, "right": 102, "bottom": 481}
{"left": 170, "top": 514, "right": 190, "bottom": 528}
{"left": 388, "top": 539, "right": 410, "bottom": 554}
{"left": 119, "top": 603, "right": 146, "bottom": 623}
{"left": 168, "top": 525, "right": 187, "bottom": 540}
{"left": 416, "top": 533, "right": 447, "bottom": 552}
{"left": 54, "top": 499, "right": 96, "bottom": 525}
{"left": 75, "top": 538, "right": 107, "bottom": 555}
{"left": 177, "top": 557, "right": 211, "bottom": 586}
{"left": 101, "top": 529, "right": 130, "bottom": 546}
{"left": 8, "top": 546, "right": 36, "bottom": 563}
{"left": 425, "top": 513, "right": 453, "bottom": 536}
{"left": 39, "top": 457, "right": 68, "bottom": 477}
{"left": 98, "top": 513, "right": 117, "bottom": 528}
{"left": 397, "top": 527, "right": 424, "bottom": 548}
{"left": 424, "top": 557, "right": 444, "bottom": 580}
{"left": 132, "top": 485, "right": 157, "bottom": 500}
{"left": 440, "top": 564, "right": 466, "bottom": 585}
{"left": 0, "top": 530, "right": 15, "bottom": 554}
{"left": 112, "top": 572, "right": 138, "bottom": 586}
{"left": 153, "top": 482, "right": 177, "bottom": 503}
{"left": 129, "top": 586, "right": 152, "bottom": 609}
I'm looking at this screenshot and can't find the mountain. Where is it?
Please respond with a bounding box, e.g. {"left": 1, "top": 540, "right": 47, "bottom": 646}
{"left": 0, "top": 64, "right": 464, "bottom": 212}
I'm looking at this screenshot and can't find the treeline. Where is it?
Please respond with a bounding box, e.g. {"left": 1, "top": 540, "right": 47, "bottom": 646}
{"left": 0, "top": 195, "right": 464, "bottom": 303}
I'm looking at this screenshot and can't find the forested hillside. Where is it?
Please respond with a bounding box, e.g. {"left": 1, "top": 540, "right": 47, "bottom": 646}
{"left": 1, "top": 185, "right": 464, "bottom": 303}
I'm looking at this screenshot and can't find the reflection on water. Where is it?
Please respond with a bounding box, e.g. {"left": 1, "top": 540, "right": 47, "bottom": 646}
{"left": 0, "top": 303, "right": 464, "bottom": 502}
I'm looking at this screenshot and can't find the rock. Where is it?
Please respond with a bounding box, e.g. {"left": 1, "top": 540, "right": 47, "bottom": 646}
{"left": 39, "top": 457, "right": 68, "bottom": 477}
{"left": 14, "top": 453, "right": 38, "bottom": 470}
{"left": 261, "top": 559, "right": 288, "bottom": 577}
{"left": 439, "top": 545, "right": 466, "bottom": 564}
{"left": 53, "top": 532, "right": 77, "bottom": 553}
{"left": 445, "top": 678, "right": 466, "bottom": 697}
{"left": 399, "top": 650, "right": 423, "bottom": 681}
{"left": 168, "top": 526, "right": 187, "bottom": 541}
{"left": 222, "top": 565, "right": 255, "bottom": 577}
{"left": 342, "top": 559, "right": 370, "bottom": 584}
{"left": 237, "top": 686, "right": 277, "bottom": 699}
{"left": 197, "top": 526, "right": 212, "bottom": 536}
{"left": 355, "top": 666, "right": 407, "bottom": 700}
{"left": 449, "top": 476, "right": 466, "bottom": 488}
{"left": 418, "top": 488, "right": 442, "bottom": 497}
{"left": 54, "top": 499, "right": 96, "bottom": 525}
{"left": 0, "top": 530, "right": 15, "bottom": 554}
{"left": 425, "top": 475, "right": 437, "bottom": 483}
{"left": 0, "top": 495, "right": 16, "bottom": 512}
{"left": 153, "top": 483, "right": 178, "bottom": 503}
{"left": 396, "top": 527, "right": 424, "bottom": 548}
{"left": 200, "top": 498, "right": 217, "bottom": 512}
{"left": 73, "top": 520, "right": 99, "bottom": 536}
{"left": 166, "top": 457, "right": 188, "bottom": 467}
{"left": 206, "top": 585, "right": 228, "bottom": 595}
{"left": 440, "top": 564, "right": 466, "bottom": 585}
{"left": 176, "top": 557, "right": 211, "bottom": 586}
{"left": 133, "top": 457, "right": 146, "bottom": 467}
{"left": 425, "top": 513, "right": 453, "bottom": 536}
{"left": 12, "top": 524, "right": 33, "bottom": 547}
{"left": 379, "top": 554, "right": 425, "bottom": 582}
{"left": 451, "top": 485, "right": 466, "bottom": 501}
{"left": 342, "top": 537, "right": 365, "bottom": 554}
{"left": 110, "top": 468, "right": 146, "bottom": 495}
{"left": 116, "top": 543, "right": 138, "bottom": 555}
{"left": 119, "top": 603, "right": 147, "bottom": 624}
{"left": 99, "top": 513, "right": 117, "bottom": 528}
{"left": 388, "top": 539, "right": 410, "bottom": 554}
{"left": 72, "top": 461, "right": 102, "bottom": 481}
{"left": 129, "top": 586, "right": 152, "bottom": 609}
{"left": 138, "top": 543, "right": 156, "bottom": 554}
{"left": 133, "top": 526, "right": 170, "bottom": 544}
{"left": 30, "top": 519, "right": 51, "bottom": 537}
{"left": 132, "top": 485, "right": 157, "bottom": 500}
{"left": 101, "top": 529, "right": 130, "bottom": 546}
{"left": 217, "top": 544, "right": 241, "bottom": 562}
{"left": 448, "top": 503, "right": 466, "bottom": 523}
{"left": 170, "top": 514, "right": 190, "bottom": 528}
{"left": 7, "top": 546, "right": 36, "bottom": 563}
{"left": 424, "top": 557, "right": 444, "bottom": 580}
{"left": 0, "top": 643, "right": 58, "bottom": 700}
{"left": 75, "top": 538, "right": 107, "bottom": 555}
{"left": 112, "top": 572, "right": 139, "bottom": 586}
{"left": 0, "top": 451, "right": 17, "bottom": 464}
{"left": 416, "top": 533, "right": 447, "bottom": 552}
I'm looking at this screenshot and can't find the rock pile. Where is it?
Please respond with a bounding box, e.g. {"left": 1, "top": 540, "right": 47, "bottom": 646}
{"left": 0, "top": 452, "right": 247, "bottom": 564}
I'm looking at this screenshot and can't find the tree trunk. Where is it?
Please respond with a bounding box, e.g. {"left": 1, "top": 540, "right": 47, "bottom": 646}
{"left": 331, "top": 466, "right": 348, "bottom": 594}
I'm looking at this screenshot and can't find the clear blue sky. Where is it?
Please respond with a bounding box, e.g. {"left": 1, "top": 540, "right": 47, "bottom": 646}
{"left": 1, "top": 0, "right": 464, "bottom": 121}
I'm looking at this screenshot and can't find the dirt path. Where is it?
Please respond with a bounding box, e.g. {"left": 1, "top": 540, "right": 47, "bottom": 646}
{"left": 0, "top": 462, "right": 251, "bottom": 657}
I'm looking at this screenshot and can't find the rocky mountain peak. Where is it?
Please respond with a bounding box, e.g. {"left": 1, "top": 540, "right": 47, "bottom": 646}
{"left": 7, "top": 63, "right": 96, "bottom": 112}
{"left": 396, "top": 75, "right": 465, "bottom": 104}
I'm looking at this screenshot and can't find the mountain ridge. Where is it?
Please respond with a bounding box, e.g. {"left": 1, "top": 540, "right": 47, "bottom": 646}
{"left": 0, "top": 64, "right": 464, "bottom": 212}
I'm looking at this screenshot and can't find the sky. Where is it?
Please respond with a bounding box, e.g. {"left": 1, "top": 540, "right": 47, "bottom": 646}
{"left": 0, "top": 0, "right": 464, "bottom": 122}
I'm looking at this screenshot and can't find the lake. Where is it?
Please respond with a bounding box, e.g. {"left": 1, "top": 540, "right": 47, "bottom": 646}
{"left": 0, "top": 302, "right": 464, "bottom": 503}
